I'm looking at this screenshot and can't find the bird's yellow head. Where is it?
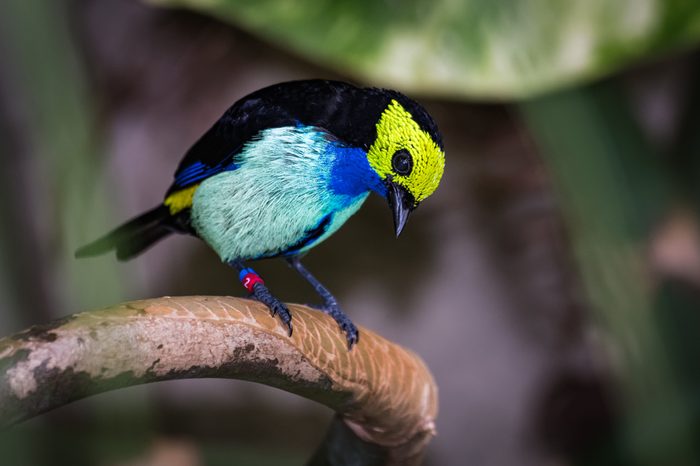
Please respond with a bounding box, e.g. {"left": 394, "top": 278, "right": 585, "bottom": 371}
{"left": 367, "top": 99, "right": 445, "bottom": 236}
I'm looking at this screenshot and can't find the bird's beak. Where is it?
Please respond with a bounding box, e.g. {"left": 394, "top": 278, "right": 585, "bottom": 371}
{"left": 386, "top": 181, "right": 415, "bottom": 237}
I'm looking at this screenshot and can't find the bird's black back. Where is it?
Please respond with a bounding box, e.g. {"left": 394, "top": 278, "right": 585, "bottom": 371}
{"left": 168, "top": 80, "right": 441, "bottom": 194}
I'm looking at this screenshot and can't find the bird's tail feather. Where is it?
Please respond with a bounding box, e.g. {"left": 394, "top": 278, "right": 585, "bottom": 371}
{"left": 75, "top": 205, "right": 173, "bottom": 261}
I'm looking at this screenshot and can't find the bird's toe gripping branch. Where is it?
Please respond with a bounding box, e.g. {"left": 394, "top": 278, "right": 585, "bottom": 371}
{"left": 239, "top": 268, "right": 293, "bottom": 336}
{"left": 285, "top": 257, "right": 360, "bottom": 349}
{"left": 322, "top": 304, "right": 359, "bottom": 350}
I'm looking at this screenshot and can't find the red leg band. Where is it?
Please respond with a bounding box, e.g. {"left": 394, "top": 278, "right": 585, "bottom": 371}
{"left": 241, "top": 271, "right": 265, "bottom": 293}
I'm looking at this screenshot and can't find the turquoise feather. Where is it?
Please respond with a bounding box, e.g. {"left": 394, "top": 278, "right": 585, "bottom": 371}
{"left": 190, "top": 125, "right": 379, "bottom": 262}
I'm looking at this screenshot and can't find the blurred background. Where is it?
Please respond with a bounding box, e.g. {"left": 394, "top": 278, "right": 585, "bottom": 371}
{"left": 1, "top": 0, "right": 700, "bottom": 465}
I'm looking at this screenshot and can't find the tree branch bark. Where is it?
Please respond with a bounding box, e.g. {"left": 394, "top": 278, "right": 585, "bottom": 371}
{"left": 0, "top": 296, "right": 438, "bottom": 465}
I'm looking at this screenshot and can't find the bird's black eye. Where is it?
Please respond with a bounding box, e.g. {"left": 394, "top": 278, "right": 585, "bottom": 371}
{"left": 391, "top": 149, "right": 413, "bottom": 176}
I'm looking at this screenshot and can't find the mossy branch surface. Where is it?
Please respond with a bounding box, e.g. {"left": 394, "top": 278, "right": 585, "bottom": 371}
{"left": 0, "top": 296, "right": 437, "bottom": 465}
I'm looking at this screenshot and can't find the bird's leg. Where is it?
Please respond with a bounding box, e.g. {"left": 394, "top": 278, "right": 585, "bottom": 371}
{"left": 228, "top": 260, "right": 293, "bottom": 336}
{"left": 286, "top": 256, "right": 359, "bottom": 349}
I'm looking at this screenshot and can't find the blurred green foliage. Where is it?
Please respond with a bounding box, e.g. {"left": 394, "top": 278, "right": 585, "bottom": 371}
{"left": 150, "top": 0, "right": 700, "bottom": 99}
{"left": 522, "top": 85, "right": 697, "bottom": 465}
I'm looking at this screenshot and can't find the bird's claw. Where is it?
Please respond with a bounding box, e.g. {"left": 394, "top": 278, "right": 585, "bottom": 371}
{"left": 251, "top": 282, "right": 293, "bottom": 336}
{"left": 269, "top": 302, "right": 293, "bottom": 337}
{"left": 321, "top": 303, "right": 359, "bottom": 350}
{"left": 340, "top": 321, "right": 359, "bottom": 350}
{"left": 284, "top": 258, "right": 358, "bottom": 350}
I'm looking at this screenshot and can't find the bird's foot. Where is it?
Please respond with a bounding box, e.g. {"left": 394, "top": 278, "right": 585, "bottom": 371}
{"left": 320, "top": 303, "right": 359, "bottom": 350}
{"left": 284, "top": 257, "right": 358, "bottom": 349}
{"left": 239, "top": 268, "right": 293, "bottom": 336}
{"left": 251, "top": 282, "right": 293, "bottom": 336}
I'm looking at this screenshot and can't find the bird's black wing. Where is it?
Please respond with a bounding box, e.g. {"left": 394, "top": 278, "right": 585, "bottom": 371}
{"left": 167, "top": 98, "right": 294, "bottom": 194}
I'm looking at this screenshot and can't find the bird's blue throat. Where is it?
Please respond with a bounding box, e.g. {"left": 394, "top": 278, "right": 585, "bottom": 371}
{"left": 326, "top": 143, "right": 386, "bottom": 200}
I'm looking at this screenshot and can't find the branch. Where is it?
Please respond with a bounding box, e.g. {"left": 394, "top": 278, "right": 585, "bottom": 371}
{"left": 0, "top": 296, "right": 438, "bottom": 465}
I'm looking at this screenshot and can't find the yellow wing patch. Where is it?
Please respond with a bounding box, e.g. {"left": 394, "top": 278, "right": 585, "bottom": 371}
{"left": 164, "top": 184, "right": 199, "bottom": 215}
{"left": 367, "top": 100, "right": 444, "bottom": 203}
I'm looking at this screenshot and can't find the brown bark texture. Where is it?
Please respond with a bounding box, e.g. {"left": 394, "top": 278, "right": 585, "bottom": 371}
{"left": 0, "top": 296, "right": 438, "bottom": 465}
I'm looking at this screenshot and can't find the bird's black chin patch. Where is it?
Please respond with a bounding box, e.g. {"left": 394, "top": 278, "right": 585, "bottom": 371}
{"left": 386, "top": 180, "right": 415, "bottom": 237}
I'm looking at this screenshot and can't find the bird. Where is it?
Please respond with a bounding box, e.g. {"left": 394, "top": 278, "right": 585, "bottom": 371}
{"left": 76, "top": 79, "right": 445, "bottom": 349}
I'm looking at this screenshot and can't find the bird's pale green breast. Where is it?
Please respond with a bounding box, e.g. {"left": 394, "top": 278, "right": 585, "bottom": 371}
{"left": 190, "top": 126, "right": 370, "bottom": 262}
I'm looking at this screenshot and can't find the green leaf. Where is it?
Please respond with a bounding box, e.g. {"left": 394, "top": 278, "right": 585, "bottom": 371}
{"left": 148, "top": 0, "right": 700, "bottom": 99}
